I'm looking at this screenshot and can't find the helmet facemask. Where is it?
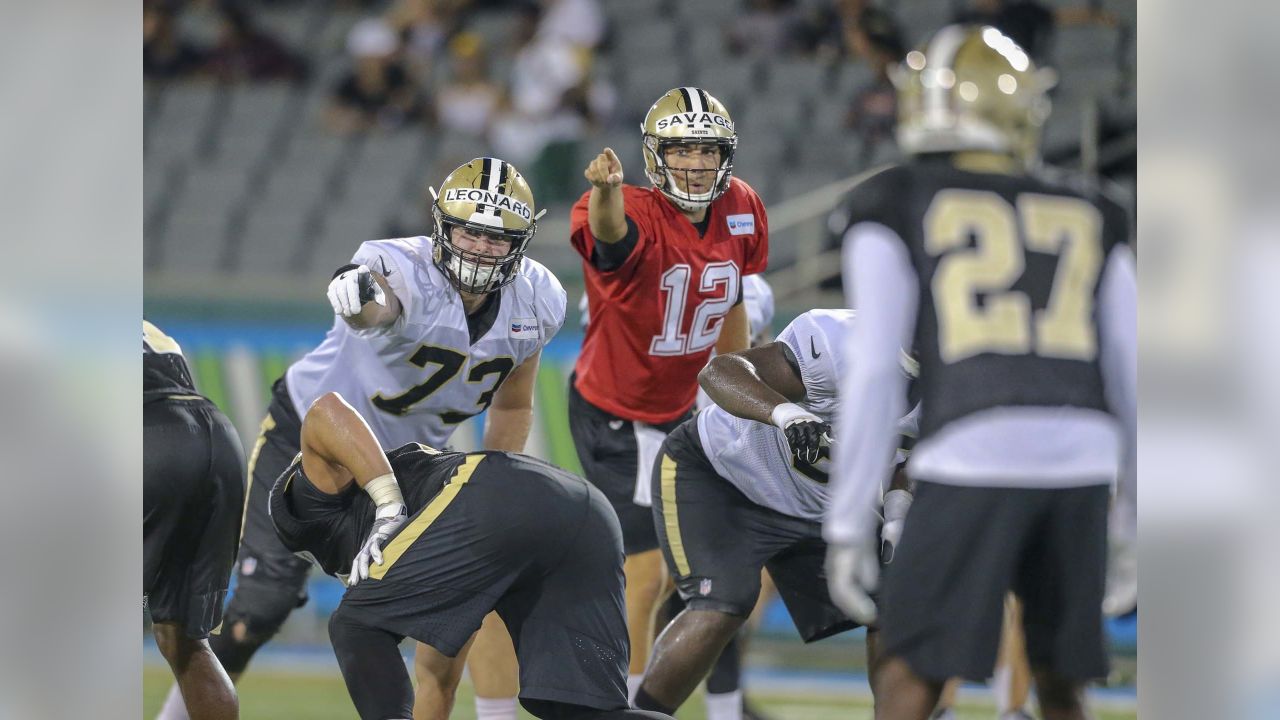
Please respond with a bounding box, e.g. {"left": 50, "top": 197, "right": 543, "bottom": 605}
{"left": 430, "top": 203, "right": 538, "bottom": 295}
{"left": 643, "top": 136, "right": 737, "bottom": 212}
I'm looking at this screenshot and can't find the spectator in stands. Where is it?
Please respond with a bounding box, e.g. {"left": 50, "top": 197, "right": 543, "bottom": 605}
{"left": 386, "top": 0, "right": 470, "bottom": 79}
{"left": 434, "top": 32, "right": 501, "bottom": 137}
{"left": 843, "top": 7, "right": 904, "bottom": 152}
{"left": 725, "top": 0, "right": 812, "bottom": 58}
{"left": 536, "top": 0, "right": 605, "bottom": 51}
{"left": 952, "top": 0, "right": 1118, "bottom": 63}
{"left": 144, "top": 3, "right": 207, "bottom": 80}
{"left": 203, "top": 3, "right": 309, "bottom": 83}
{"left": 800, "top": 0, "right": 869, "bottom": 60}
{"left": 326, "top": 18, "right": 429, "bottom": 134}
{"left": 488, "top": 2, "right": 611, "bottom": 204}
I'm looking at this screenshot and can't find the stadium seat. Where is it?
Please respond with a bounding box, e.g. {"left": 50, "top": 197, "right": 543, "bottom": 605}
{"left": 692, "top": 60, "right": 763, "bottom": 113}
{"left": 233, "top": 209, "right": 310, "bottom": 273}
{"left": 613, "top": 18, "right": 680, "bottom": 61}
{"left": 616, "top": 57, "right": 687, "bottom": 120}
{"left": 606, "top": 0, "right": 672, "bottom": 27}
{"left": 764, "top": 58, "right": 831, "bottom": 102}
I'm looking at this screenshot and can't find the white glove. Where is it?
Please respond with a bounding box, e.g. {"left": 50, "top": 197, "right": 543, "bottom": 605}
{"left": 327, "top": 264, "right": 386, "bottom": 317}
{"left": 348, "top": 502, "right": 408, "bottom": 587}
{"left": 879, "top": 488, "right": 913, "bottom": 564}
{"left": 1102, "top": 532, "right": 1136, "bottom": 617}
{"left": 825, "top": 539, "right": 881, "bottom": 625}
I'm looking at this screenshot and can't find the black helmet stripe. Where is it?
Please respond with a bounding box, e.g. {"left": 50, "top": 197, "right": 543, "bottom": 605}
{"left": 695, "top": 87, "right": 710, "bottom": 111}
{"left": 475, "top": 157, "right": 493, "bottom": 215}
{"left": 678, "top": 87, "right": 696, "bottom": 113}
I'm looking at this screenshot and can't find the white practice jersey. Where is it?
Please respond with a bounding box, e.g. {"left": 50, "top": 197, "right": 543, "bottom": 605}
{"left": 287, "top": 235, "right": 566, "bottom": 449}
{"left": 696, "top": 309, "right": 915, "bottom": 521}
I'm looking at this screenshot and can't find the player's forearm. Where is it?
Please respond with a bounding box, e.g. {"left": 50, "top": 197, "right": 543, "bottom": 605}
{"left": 482, "top": 406, "right": 533, "bottom": 453}
{"left": 715, "top": 303, "right": 751, "bottom": 355}
{"left": 587, "top": 185, "right": 628, "bottom": 244}
{"left": 301, "top": 392, "right": 395, "bottom": 493}
{"left": 699, "top": 354, "right": 790, "bottom": 425}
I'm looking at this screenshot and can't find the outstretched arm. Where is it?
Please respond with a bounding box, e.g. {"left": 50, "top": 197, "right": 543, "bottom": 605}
{"left": 584, "top": 147, "right": 628, "bottom": 243}
{"left": 328, "top": 266, "right": 403, "bottom": 330}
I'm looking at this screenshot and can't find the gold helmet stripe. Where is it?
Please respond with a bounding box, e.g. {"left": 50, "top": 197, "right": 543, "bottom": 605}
{"left": 923, "top": 24, "right": 969, "bottom": 123}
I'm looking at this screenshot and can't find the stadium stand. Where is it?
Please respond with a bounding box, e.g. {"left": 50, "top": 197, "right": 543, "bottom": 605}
{"left": 144, "top": 0, "right": 1135, "bottom": 313}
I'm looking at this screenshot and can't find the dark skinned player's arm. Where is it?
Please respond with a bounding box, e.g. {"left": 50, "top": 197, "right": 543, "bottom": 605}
{"left": 300, "top": 392, "right": 398, "bottom": 498}
{"left": 698, "top": 342, "right": 808, "bottom": 426}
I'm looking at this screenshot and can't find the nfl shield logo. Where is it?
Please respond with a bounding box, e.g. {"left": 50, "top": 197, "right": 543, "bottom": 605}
{"left": 699, "top": 578, "right": 712, "bottom": 596}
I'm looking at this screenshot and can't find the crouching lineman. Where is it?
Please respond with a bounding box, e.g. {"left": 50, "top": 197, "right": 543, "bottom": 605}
{"left": 144, "top": 321, "right": 245, "bottom": 720}
{"left": 158, "top": 157, "right": 565, "bottom": 720}
{"left": 268, "top": 392, "right": 674, "bottom": 720}
{"left": 634, "top": 309, "right": 915, "bottom": 715}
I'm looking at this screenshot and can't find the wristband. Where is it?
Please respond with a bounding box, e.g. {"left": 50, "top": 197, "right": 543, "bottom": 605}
{"left": 363, "top": 472, "right": 404, "bottom": 508}
{"left": 770, "top": 402, "right": 812, "bottom": 430}
{"left": 882, "top": 489, "right": 914, "bottom": 524}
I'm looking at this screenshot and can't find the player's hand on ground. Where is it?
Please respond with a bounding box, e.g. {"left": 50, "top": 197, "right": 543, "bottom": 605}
{"left": 879, "top": 488, "right": 913, "bottom": 564}
{"left": 584, "top": 147, "right": 624, "bottom": 188}
{"left": 348, "top": 502, "right": 408, "bottom": 587}
{"left": 327, "top": 264, "right": 386, "bottom": 317}
{"left": 770, "top": 403, "right": 829, "bottom": 464}
{"left": 1102, "top": 532, "right": 1136, "bottom": 616}
{"left": 826, "top": 540, "right": 880, "bottom": 625}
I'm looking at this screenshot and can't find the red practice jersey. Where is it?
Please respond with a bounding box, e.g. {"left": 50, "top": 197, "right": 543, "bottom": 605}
{"left": 571, "top": 177, "right": 769, "bottom": 424}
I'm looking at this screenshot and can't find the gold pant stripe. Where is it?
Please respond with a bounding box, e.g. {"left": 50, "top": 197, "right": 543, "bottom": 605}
{"left": 369, "top": 454, "right": 484, "bottom": 580}
{"left": 660, "top": 454, "right": 691, "bottom": 577}
{"left": 238, "top": 413, "right": 277, "bottom": 543}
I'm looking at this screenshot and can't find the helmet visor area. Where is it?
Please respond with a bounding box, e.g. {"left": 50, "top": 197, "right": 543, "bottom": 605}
{"left": 433, "top": 210, "right": 534, "bottom": 294}
{"left": 653, "top": 138, "right": 736, "bottom": 204}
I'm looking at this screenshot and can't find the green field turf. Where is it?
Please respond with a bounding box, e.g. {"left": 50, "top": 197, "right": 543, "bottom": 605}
{"left": 143, "top": 665, "right": 1136, "bottom": 719}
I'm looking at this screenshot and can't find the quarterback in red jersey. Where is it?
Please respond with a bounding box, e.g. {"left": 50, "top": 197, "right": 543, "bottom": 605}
{"left": 569, "top": 86, "right": 768, "bottom": 700}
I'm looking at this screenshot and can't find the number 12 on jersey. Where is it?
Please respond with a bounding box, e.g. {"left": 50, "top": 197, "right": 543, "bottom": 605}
{"left": 650, "top": 261, "right": 740, "bottom": 356}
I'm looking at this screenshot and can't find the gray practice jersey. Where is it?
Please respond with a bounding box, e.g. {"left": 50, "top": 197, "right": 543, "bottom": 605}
{"left": 286, "top": 235, "right": 567, "bottom": 449}
{"left": 696, "top": 309, "right": 916, "bottom": 521}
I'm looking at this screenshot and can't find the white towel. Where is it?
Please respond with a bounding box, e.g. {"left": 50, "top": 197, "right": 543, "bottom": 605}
{"left": 632, "top": 422, "right": 668, "bottom": 507}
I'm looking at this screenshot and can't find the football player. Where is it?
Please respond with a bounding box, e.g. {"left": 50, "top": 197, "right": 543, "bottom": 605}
{"left": 824, "top": 24, "right": 1136, "bottom": 720}
{"left": 144, "top": 321, "right": 245, "bottom": 720}
{"left": 634, "top": 309, "right": 917, "bottom": 716}
{"left": 157, "top": 158, "right": 566, "bottom": 720}
{"left": 268, "top": 392, "right": 674, "bottom": 720}
{"left": 570, "top": 87, "right": 769, "bottom": 699}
